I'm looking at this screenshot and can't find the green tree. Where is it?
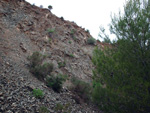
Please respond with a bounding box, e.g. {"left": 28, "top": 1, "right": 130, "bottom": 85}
{"left": 99, "top": 26, "right": 111, "bottom": 43}
{"left": 92, "top": 0, "right": 150, "bottom": 112}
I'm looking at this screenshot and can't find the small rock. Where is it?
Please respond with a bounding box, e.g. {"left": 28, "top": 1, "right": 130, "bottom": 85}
{"left": 6, "top": 62, "right": 9, "bottom": 65}
{"left": 51, "top": 97, "right": 56, "bottom": 101}
{"left": 26, "top": 84, "right": 35, "bottom": 91}
{"left": 11, "top": 103, "right": 17, "bottom": 107}
{"left": 6, "top": 110, "right": 13, "bottom": 113}
{"left": 19, "top": 77, "right": 24, "bottom": 81}
{"left": 7, "top": 96, "right": 12, "bottom": 100}
{"left": 49, "top": 109, "right": 55, "bottom": 113}
{"left": 16, "top": 54, "right": 19, "bottom": 57}
{"left": 73, "top": 53, "right": 80, "bottom": 58}
{"left": 56, "top": 97, "right": 59, "bottom": 101}
{"left": 0, "top": 97, "right": 4, "bottom": 101}
{"left": 30, "top": 31, "right": 36, "bottom": 35}
{"left": 20, "top": 43, "right": 27, "bottom": 52}
{"left": 31, "top": 97, "right": 36, "bottom": 100}
{"left": 0, "top": 92, "right": 3, "bottom": 96}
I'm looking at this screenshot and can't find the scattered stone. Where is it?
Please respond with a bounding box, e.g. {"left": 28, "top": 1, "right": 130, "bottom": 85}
{"left": 19, "top": 77, "right": 24, "bottom": 81}
{"left": 6, "top": 110, "right": 13, "bottom": 113}
{"left": 0, "top": 97, "right": 4, "bottom": 101}
{"left": 11, "top": 103, "right": 17, "bottom": 107}
{"left": 6, "top": 62, "right": 9, "bottom": 65}
{"left": 0, "top": 92, "right": 3, "bottom": 96}
{"left": 20, "top": 43, "right": 27, "bottom": 52}
{"left": 26, "top": 84, "right": 36, "bottom": 91}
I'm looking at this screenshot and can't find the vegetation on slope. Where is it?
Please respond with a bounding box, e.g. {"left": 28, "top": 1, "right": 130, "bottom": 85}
{"left": 92, "top": 0, "right": 150, "bottom": 112}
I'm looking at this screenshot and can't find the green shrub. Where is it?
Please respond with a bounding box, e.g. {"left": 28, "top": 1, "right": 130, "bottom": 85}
{"left": 48, "top": 38, "right": 52, "bottom": 43}
{"left": 47, "top": 28, "right": 55, "bottom": 33}
{"left": 46, "top": 74, "right": 66, "bottom": 92}
{"left": 92, "top": 82, "right": 122, "bottom": 113}
{"left": 92, "top": 46, "right": 150, "bottom": 112}
{"left": 72, "top": 36, "right": 77, "bottom": 41}
{"left": 70, "top": 29, "right": 77, "bottom": 40}
{"left": 68, "top": 41, "right": 72, "bottom": 44}
{"left": 31, "top": 63, "right": 53, "bottom": 80}
{"left": 87, "top": 37, "right": 96, "bottom": 45}
{"left": 54, "top": 103, "right": 71, "bottom": 112}
{"left": 58, "top": 61, "right": 66, "bottom": 68}
{"left": 93, "top": 0, "right": 150, "bottom": 112}
{"left": 71, "top": 77, "right": 91, "bottom": 102}
{"left": 28, "top": 51, "right": 44, "bottom": 68}
{"left": 33, "top": 88, "right": 44, "bottom": 98}
{"left": 91, "top": 0, "right": 150, "bottom": 110}
{"left": 70, "top": 29, "right": 75, "bottom": 35}
{"left": 39, "top": 106, "right": 49, "bottom": 113}
{"left": 68, "top": 54, "right": 74, "bottom": 57}
{"left": 60, "top": 17, "right": 64, "bottom": 21}
{"left": 28, "top": 52, "right": 53, "bottom": 80}
{"left": 47, "top": 28, "right": 55, "bottom": 37}
{"left": 86, "top": 29, "right": 90, "bottom": 33}
{"left": 55, "top": 103, "right": 64, "bottom": 111}
{"left": 48, "top": 5, "right": 53, "bottom": 10}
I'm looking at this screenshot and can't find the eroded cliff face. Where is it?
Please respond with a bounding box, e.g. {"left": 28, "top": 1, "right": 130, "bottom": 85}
{"left": 0, "top": 0, "right": 102, "bottom": 112}
{"left": 0, "top": 0, "right": 95, "bottom": 81}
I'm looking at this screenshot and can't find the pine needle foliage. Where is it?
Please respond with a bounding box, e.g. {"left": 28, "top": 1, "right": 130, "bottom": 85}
{"left": 92, "top": 0, "right": 150, "bottom": 112}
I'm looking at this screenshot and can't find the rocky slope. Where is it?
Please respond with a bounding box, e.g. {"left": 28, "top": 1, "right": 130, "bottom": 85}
{"left": 0, "top": 0, "right": 102, "bottom": 112}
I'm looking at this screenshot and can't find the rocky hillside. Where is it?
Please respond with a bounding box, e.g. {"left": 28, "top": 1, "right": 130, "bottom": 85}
{"left": 0, "top": 0, "right": 102, "bottom": 112}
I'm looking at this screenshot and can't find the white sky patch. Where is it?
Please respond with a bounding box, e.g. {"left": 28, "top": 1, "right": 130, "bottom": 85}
{"left": 26, "top": 0, "right": 126, "bottom": 40}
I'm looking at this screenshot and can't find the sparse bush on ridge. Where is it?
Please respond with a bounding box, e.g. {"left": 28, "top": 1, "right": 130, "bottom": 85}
{"left": 87, "top": 37, "right": 96, "bottom": 45}
{"left": 60, "top": 16, "right": 64, "bottom": 21}
{"left": 86, "top": 29, "right": 90, "bottom": 33}
{"left": 48, "top": 5, "right": 53, "bottom": 10}
{"left": 70, "top": 29, "right": 77, "bottom": 40}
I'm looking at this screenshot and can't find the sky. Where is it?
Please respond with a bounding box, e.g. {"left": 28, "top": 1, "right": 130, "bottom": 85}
{"left": 26, "top": 0, "right": 126, "bottom": 40}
